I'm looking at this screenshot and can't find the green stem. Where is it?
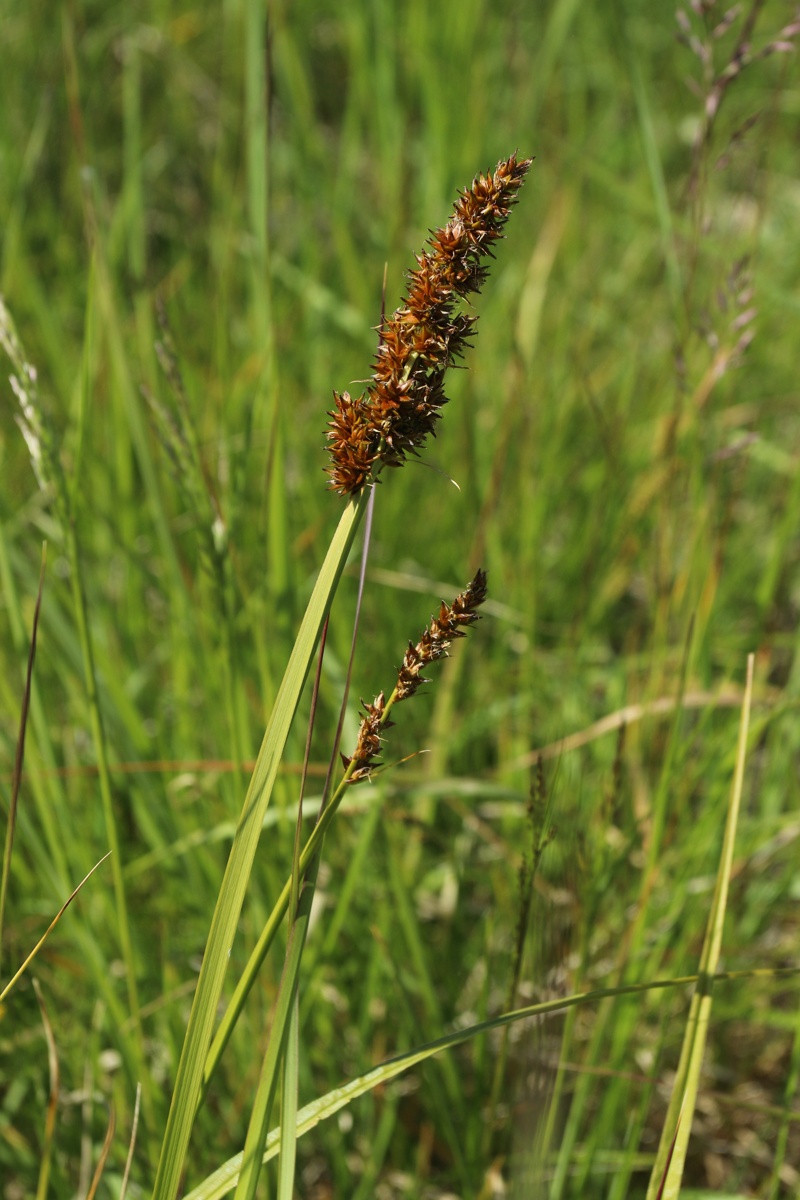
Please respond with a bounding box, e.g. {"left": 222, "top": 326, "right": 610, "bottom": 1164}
{"left": 65, "top": 516, "right": 141, "bottom": 1032}
{"left": 201, "top": 755, "right": 360, "bottom": 1095}
{"left": 234, "top": 854, "right": 319, "bottom": 1200}
{"left": 152, "top": 491, "right": 368, "bottom": 1200}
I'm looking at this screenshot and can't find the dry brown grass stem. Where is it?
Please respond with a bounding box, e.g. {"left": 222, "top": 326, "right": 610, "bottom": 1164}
{"left": 512, "top": 687, "right": 754, "bottom": 767}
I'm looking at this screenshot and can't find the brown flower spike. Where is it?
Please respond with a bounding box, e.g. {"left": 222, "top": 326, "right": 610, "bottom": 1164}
{"left": 326, "top": 154, "right": 532, "bottom": 495}
{"left": 342, "top": 569, "right": 488, "bottom": 782}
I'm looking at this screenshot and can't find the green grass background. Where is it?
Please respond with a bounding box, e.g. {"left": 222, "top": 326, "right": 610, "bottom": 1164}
{"left": 1, "top": 0, "right": 799, "bottom": 1195}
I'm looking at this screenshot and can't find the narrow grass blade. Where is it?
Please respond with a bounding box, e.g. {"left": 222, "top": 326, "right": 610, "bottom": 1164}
{"left": 183, "top": 964, "right": 800, "bottom": 1200}
{"left": 766, "top": 983, "right": 800, "bottom": 1198}
{"left": 0, "top": 542, "right": 45, "bottom": 979}
{"left": 152, "top": 492, "right": 367, "bottom": 1200}
{"left": 201, "top": 774, "right": 366, "bottom": 1096}
{"left": 615, "top": 0, "right": 683, "bottom": 323}
{"left": 385, "top": 828, "right": 464, "bottom": 1112}
{"left": 85, "top": 1103, "right": 116, "bottom": 1200}
{"left": 273, "top": 618, "right": 330, "bottom": 1200}
{"left": 300, "top": 792, "right": 384, "bottom": 1000}
{"left": 33, "top": 978, "right": 59, "bottom": 1200}
{"left": 645, "top": 654, "right": 755, "bottom": 1200}
{"left": 3, "top": 289, "right": 144, "bottom": 1048}
{"left": 67, "top": 517, "right": 143, "bottom": 1026}
{"left": 234, "top": 493, "right": 375, "bottom": 1198}
{"left": 350, "top": 1085, "right": 400, "bottom": 1200}
{"left": 119, "top": 1082, "right": 141, "bottom": 1200}
{"left": 276, "top": 995, "right": 300, "bottom": 1200}
{"left": 0, "top": 853, "right": 112, "bottom": 1003}
{"left": 234, "top": 879, "right": 316, "bottom": 1200}
{"left": 202, "top": 491, "right": 375, "bottom": 1100}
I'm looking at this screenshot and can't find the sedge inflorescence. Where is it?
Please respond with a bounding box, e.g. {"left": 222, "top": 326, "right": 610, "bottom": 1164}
{"left": 326, "top": 154, "right": 532, "bottom": 496}
{"left": 342, "top": 569, "right": 488, "bottom": 782}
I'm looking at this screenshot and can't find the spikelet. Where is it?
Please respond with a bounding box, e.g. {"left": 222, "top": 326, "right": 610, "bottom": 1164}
{"left": 342, "top": 569, "right": 488, "bottom": 782}
{"left": 326, "top": 154, "right": 532, "bottom": 495}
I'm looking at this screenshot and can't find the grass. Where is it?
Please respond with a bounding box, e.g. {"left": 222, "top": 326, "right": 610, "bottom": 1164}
{"left": 1, "top": 0, "right": 800, "bottom": 1196}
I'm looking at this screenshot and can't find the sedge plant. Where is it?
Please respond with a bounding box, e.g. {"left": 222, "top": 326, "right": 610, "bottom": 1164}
{"left": 4, "top": 122, "right": 798, "bottom": 1197}
{"left": 149, "top": 152, "right": 533, "bottom": 1200}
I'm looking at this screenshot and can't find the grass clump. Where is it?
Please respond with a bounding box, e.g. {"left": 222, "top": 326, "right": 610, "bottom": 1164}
{"left": 1, "top": 3, "right": 800, "bottom": 1197}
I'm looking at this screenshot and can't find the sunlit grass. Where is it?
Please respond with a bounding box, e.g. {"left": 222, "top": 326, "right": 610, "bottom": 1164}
{"left": 1, "top": 1, "right": 800, "bottom": 1196}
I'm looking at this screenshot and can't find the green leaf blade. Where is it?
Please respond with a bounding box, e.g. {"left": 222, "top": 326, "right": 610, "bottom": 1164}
{"left": 152, "top": 495, "right": 366, "bottom": 1200}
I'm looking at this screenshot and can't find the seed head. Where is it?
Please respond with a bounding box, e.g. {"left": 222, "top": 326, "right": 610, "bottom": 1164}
{"left": 326, "top": 154, "right": 532, "bottom": 495}
{"left": 341, "top": 569, "right": 489, "bottom": 783}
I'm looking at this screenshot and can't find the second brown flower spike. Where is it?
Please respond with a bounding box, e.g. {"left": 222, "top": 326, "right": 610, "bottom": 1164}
{"left": 342, "top": 568, "right": 489, "bottom": 783}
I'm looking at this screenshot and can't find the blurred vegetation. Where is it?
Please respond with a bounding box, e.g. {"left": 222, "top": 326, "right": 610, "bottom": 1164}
{"left": 1, "top": 0, "right": 799, "bottom": 1196}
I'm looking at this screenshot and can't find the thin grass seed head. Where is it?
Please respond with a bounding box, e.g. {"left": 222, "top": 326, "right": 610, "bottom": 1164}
{"left": 342, "top": 568, "right": 488, "bottom": 782}
{"left": 1, "top": 296, "right": 69, "bottom": 526}
{"left": 326, "top": 154, "right": 532, "bottom": 495}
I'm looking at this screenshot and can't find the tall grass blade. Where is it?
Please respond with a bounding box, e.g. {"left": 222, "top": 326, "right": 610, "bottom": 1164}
{"left": 0, "top": 853, "right": 112, "bottom": 1003}
{"left": 2, "top": 291, "right": 144, "bottom": 1051}
{"left": 183, "top": 964, "right": 798, "bottom": 1200}
{"left": 119, "top": 1083, "right": 142, "bottom": 1200}
{"left": 202, "top": 493, "right": 376, "bottom": 1100}
{"left": 65, "top": 510, "right": 143, "bottom": 1028}
{"left": 234, "top": 878, "right": 316, "bottom": 1200}
{"left": 615, "top": 1, "right": 683, "bottom": 322}
{"left": 0, "top": 542, "right": 45, "bottom": 979}
{"left": 85, "top": 1103, "right": 116, "bottom": 1200}
{"left": 234, "top": 489, "right": 375, "bottom": 1197}
{"left": 33, "top": 977, "right": 59, "bottom": 1200}
{"left": 645, "top": 653, "right": 755, "bottom": 1200}
{"left": 152, "top": 491, "right": 368, "bottom": 1200}
{"left": 766, "top": 988, "right": 800, "bottom": 1198}
{"left": 201, "top": 766, "right": 372, "bottom": 1097}
{"left": 276, "top": 995, "right": 300, "bottom": 1200}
